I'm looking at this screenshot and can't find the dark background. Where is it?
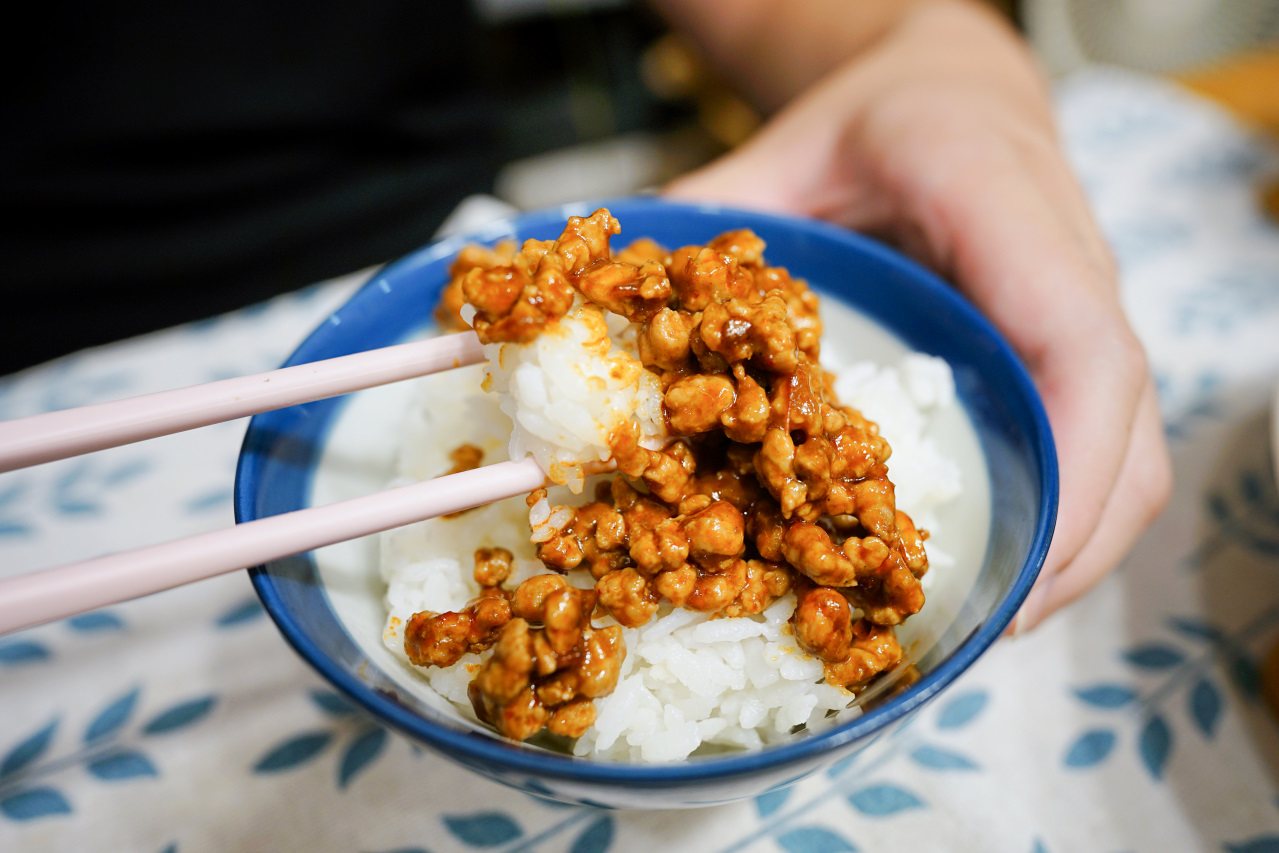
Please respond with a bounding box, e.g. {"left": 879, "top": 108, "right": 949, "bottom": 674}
{"left": 1, "top": 0, "right": 682, "bottom": 375}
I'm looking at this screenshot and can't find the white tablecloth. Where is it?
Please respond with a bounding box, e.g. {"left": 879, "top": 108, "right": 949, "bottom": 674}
{"left": 2, "top": 68, "right": 1279, "bottom": 852}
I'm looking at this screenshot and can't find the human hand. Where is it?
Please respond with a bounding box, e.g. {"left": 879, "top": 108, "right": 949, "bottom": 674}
{"left": 662, "top": 0, "right": 1172, "bottom": 631}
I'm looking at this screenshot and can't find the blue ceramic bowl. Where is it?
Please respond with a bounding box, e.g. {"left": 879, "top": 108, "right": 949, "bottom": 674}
{"left": 235, "top": 197, "right": 1057, "bottom": 809}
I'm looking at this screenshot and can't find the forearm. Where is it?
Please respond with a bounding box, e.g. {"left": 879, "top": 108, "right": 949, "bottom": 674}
{"left": 646, "top": 0, "right": 1017, "bottom": 113}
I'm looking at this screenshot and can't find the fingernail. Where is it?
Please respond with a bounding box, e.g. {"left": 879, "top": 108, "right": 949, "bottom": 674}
{"left": 1010, "top": 575, "right": 1056, "bottom": 638}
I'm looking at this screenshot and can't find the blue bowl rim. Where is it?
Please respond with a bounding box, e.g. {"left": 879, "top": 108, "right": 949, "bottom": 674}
{"left": 238, "top": 196, "right": 1058, "bottom": 785}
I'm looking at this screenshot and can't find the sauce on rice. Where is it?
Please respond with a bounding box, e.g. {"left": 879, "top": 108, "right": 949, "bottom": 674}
{"left": 413, "top": 209, "right": 927, "bottom": 743}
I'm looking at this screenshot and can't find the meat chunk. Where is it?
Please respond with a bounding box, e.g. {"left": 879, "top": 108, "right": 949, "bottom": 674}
{"left": 793, "top": 580, "right": 853, "bottom": 663}
{"left": 461, "top": 209, "right": 620, "bottom": 344}
{"left": 823, "top": 620, "right": 903, "bottom": 690}
{"left": 782, "top": 521, "right": 857, "bottom": 587}
{"left": 404, "top": 594, "right": 512, "bottom": 668}
{"left": 474, "top": 547, "right": 513, "bottom": 587}
{"left": 596, "top": 567, "right": 659, "bottom": 627}
{"left": 468, "top": 580, "right": 626, "bottom": 742}
{"left": 665, "top": 375, "right": 736, "bottom": 435}
{"left": 576, "top": 258, "right": 672, "bottom": 322}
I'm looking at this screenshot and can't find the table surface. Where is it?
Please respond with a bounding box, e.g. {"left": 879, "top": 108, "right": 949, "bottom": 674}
{"left": 2, "top": 67, "right": 1279, "bottom": 853}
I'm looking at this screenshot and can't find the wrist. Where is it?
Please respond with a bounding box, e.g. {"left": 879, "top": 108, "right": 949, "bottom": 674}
{"left": 830, "top": 0, "right": 1054, "bottom": 129}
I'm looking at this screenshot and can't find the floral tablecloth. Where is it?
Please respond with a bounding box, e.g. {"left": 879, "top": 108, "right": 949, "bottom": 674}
{"left": 3, "top": 68, "right": 1279, "bottom": 853}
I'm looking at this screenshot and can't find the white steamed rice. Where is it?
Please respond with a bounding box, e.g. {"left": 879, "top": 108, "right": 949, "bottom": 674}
{"left": 466, "top": 300, "right": 665, "bottom": 493}
{"left": 380, "top": 325, "right": 961, "bottom": 762}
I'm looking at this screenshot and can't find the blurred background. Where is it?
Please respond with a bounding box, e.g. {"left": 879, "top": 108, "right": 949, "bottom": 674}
{"left": 3, "top": 0, "right": 1277, "bottom": 376}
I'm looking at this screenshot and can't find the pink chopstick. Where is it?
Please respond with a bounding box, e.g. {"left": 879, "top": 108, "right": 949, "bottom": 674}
{"left": 0, "top": 457, "right": 546, "bottom": 635}
{"left": 0, "top": 331, "right": 486, "bottom": 474}
{"left": 0, "top": 328, "right": 543, "bottom": 636}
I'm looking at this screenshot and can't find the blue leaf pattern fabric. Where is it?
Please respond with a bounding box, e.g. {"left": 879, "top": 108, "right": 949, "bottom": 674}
{"left": 0, "top": 788, "right": 73, "bottom": 821}
{"left": 570, "top": 815, "right": 615, "bottom": 853}
{"left": 86, "top": 751, "right": 158, "bottom": 781}
{"left": 825, "top": 754, "right": 858, "bottom": 779}
{"left": 1, "top": 721, "right": 58, "bottom": 778}
{"left": 0, "top": 640, "right": 51, "bottom": 665}
{"left": 1063, "top": 731, "right": 1117, "bottom": 769}
{"left": 1122, "top": 645, "right": 1186, "bottom": 670}
{"left": 213, "top": 599, "right": 264, "bottom": 628}
{"left": 1073, "top": 686, "right": 1137, "bottom": 709}
{"left": 846, "top": 785, "right": 924, "bottom": 817}
{"left": 84, "top": 689, "right": 140, "bottom": 744}
{"left": 310, "top": 690, "right": 356, "bottom": 717}
{"left": 1138, "top": 715, "right": 1173, "bottom": 781}
{"left": 777, "top": 827, "right": 857, "bottom": 853}
{"left": 337, "top": 727, "right": 387, "bottom": 789}
{"left": 1189, "top": 679, "right": 1222, "bottom": 739}
{"left": 1167, "top": 617, "right": 1224, "bottom": 642}
{"left": 443, "top": 813, "right": 523, "bottom": 847}
{"left": 253, "top": 733, "right": 334, "bottom": 774}
{"left": 2, "top": 68, "right": 1279, "bottom": 851}
{"left": 934, "top": 691, "right": 988, "bottom": 730}
{"left": 908, "top": 745, "right": 979, "bottom": 771}
{"left": 66, "top": 613, "right": 125, "bottom": 633}
{"left": 0, "top": 519, "right": 33, "bottom": 538}
{"left": 755, "top": 788, "right": 792, "bottom": 819}
{"left": 142, "top": 698, "right": 217, "bottom": 736}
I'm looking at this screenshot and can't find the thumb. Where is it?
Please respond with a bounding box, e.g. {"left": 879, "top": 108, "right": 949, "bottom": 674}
{"left": 662, "top": 132, "right": 799, "bottom": 212}
{"left": 662, "top": 94, "right": 881, "bottom": 227}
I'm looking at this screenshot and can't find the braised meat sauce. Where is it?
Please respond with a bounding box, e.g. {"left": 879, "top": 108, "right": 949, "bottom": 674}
{"left": 412, "top": 209, "right": 927, "bottom": 742}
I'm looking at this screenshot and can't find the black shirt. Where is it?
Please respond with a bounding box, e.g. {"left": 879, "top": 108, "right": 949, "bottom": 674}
{"left": 3, "top": 0, "right": 666, "bottom": 374}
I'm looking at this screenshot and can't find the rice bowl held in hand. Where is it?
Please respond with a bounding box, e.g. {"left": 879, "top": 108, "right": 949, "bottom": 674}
{"left": 237, "top": 198, "right": 1056, "bottom": 808}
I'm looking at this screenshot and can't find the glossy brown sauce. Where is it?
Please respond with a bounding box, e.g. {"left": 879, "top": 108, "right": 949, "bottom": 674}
{"left": 413, "top": 209, "right": 928, "bottom": 742}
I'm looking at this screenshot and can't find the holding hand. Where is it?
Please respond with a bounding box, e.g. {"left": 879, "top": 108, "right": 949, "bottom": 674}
{"left": 659, "top": 0, "right": 1172, "bottom": 629}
